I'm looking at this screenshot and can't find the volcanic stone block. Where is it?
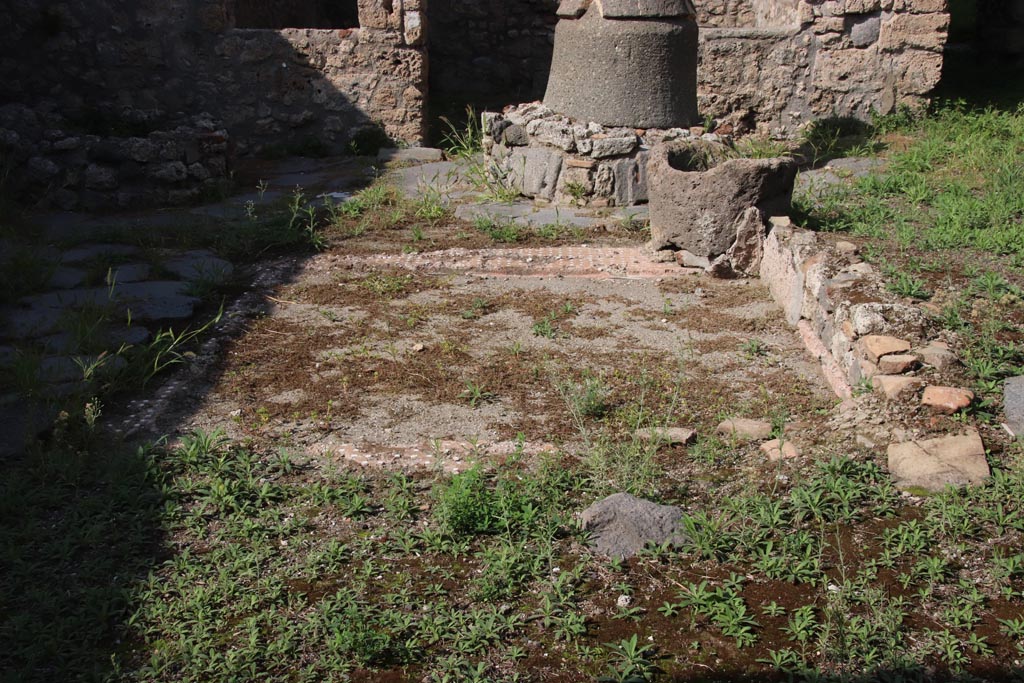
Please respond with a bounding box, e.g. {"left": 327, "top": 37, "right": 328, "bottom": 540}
{"left": 647, "top": 140, "right": 797, "bottom": 259}
{"left": 544, "top": 0, "right": 699, "bottom": 128}
{"left": 507, "top": 148, "right": 563, "bottom": 200}
{"left": 580, "top": 492, "right": 689, "bottom": 559}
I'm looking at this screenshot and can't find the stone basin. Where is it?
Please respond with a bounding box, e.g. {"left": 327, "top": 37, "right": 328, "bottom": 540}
{"left": 648, "top": 140, "right": 796, "bottom": 275}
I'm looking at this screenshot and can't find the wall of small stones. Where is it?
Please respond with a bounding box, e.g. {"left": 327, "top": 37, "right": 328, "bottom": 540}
{"left": 437, "top": 0, "right": 947, "bottom": 138}
{"left": 0, "top": 0, "right": 427, "bottom": 209}
{"left": 1, "top": 109, "right": 231, "bottom": 211}
{"left": 427, "top": 0, "right": 559, "bottom": 118}
{"left": 698, "top": 0, "right": 949, "bottom": 134}
{"left": 482, "top": 103, "right": 731, "bottom": 207}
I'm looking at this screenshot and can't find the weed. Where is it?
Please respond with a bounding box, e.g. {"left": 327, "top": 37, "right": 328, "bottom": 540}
{"left": 472, "top": 214, "right": 524, "bottom": 243}
{"left": 459, "top": 380, "right": 495, "bottom": 407}
{"left": 886, "top": 271, "right": 932, "bottom": 299}
{"left": 598, "top": 634, "right": 661, "bottom": 683}
{"left": 741, "top": 338, "right": 767, "bottom": 358}
{"left": 439, "top": 107, "right": 483, "bottom": 159}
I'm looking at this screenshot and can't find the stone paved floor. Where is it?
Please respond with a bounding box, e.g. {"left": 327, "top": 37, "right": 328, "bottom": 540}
{"left": 3, "top": 152, "right": 835, "bottom": 461}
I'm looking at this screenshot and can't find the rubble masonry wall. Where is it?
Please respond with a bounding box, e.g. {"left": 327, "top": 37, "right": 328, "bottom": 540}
{"left": 0, "top": 0, "right": 427, "bottom": 209}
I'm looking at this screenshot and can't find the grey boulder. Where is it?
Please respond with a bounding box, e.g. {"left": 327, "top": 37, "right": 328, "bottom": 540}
{"left": 580, "top": 492, "right": 688, "bottom": 559}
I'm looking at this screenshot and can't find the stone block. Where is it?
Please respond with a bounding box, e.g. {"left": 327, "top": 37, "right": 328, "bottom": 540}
{"left": 892, "top": 49, "right": 945, "bottom": 95}
{"left": 887, "top": 430, "right": 989, "bottom": 491}
{"left": 846, "top": 0, "right": 883, "bottom": 11}
{"left": 880, "top": 12, "right": 949, "bottom": 52}
{"left": 403, "top": 10, "right": 424, "bottom": 46}
{"left": 503, "top": 125, "right": 529, "bottom": 147}
{"left": 857, "top": 334, "right": 911, "bottom": 363}
{"left": 760, "top": 223, "right": 805, "bottom": 327}
{"left": 508, "top": 148, "right": 563, "bottom": 200}
{"left": 849, "top": 302, "right": 927, "bottom": 337}
{"left": 528, "top": 118, "right": 576, "bottom": 151}
{"left": 849, "top": 14, "right": 881, "bottom": 47}
{"left": 891, "top": 0, "right": 947, "bottom": 12}
{"left": 872, "top": 374, "right": 924, "bottom": 400}
{"left": 590, "top": 131, "right": 639, "bottom": 158}
{"left": 85, "top": 164, "right": 118, "bottom": 191}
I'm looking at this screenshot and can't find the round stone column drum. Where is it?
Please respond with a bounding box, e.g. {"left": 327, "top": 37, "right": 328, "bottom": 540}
{"left": 543, "top": 0, "right": 699, "bottom": 129}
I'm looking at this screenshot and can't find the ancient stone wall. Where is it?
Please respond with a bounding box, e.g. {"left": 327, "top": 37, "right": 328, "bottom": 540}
{"left": 233, "top": 0, "right": 360, "bottom": 29}
{"left": 698, "top": 0, "right": 948, "bottom": 134}
{"left": 428, "top": 0, "right": 559, "bottom": 117}
{"left": 437, "top": 0, "right": 946, "bottom": 138}
{"left": 0, "top": 0, "right": 427, "bottom": 209}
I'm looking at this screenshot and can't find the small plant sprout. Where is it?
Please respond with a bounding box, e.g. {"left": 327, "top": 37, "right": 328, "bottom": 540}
{"left": 459, "top": 380, "right": 494, "bottom": 407}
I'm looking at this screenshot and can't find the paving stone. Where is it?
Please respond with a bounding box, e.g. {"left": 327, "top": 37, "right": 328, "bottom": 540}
{"left": 878, "top": 354, "right": 919, "bottom": 374}
{"left": 21, "top": 287, "right": 116, "bottom": 310}
{"left": 580, "top": 492, "right": 688, "bottom": 559}
{"left": 794, "top": 157, "right": 886, "bottom": 201}
{"left": 390, "top": 160, "right": 465, "bottom": 198}
{"left": 2, "top": 305, "right": 65, "bottom": 338}
{"left": 162, "top": 251, "right": 234, "bottom": 282}
{"left": 716, "top": 417, "right": 772, "bottom": 441}
{"left": 114, "top": 281, "right": 200, "bottom": 320}
{"left": 377, "top": 147, "right": 445, "bottom": 163}
{"left": 872, "top": 374, "right": 924, "bottom": 400}
{"left": 887, "top": 429, "right": 990, "bottom": 491}
{"left": 1005, "top": 376, "right": 1024, "bottom": 437}
{"left": 633, "top": 426, "right": 697, "bottom": 446}
{"left": 47, "top": 266, "right": 87, "bottom": 289}
{"left": 921, "top": 386, "right": 974, "bottom": 414}
{"left": 38, "top": 325, "right": 152, "bottom": 354}
{"left": 108, "top": 263, "right": 152, "bottom": 283}
{"left": 60, "top": 243, "right": 140, "bottom": 264}
{"left": 38, "top": 354, "right": 128, "bottom": 384}
{"left": 454, "top": 203, "right": 602, "bottom": 228}
{"left": 858, "top": 334, "right": 912, "bottom": 364}
{"left": 0, "top": 402, "right": 58, "bottom": 457}
{"left": 760, "top": 438, "right": 800, "bottom": 461}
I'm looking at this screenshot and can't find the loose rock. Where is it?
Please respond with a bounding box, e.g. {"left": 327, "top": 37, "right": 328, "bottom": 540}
{"left": 580, "top": 492, "right": 688, "bottom": 559}
{"left": 1004, "top": 376, "right": 1024, "bottom": 437}
{"left": 921, "top": 386, "right": 974, "bottom": 415}
{"left": 716, "top": 417, "right": 772, "bottom": 441}
{"left": 872, "top": 375, "right": 924, "bottom": 400}
{"left": 760, "top": 438, "right": 799, "bottom": 461}
{"left": 878, "top": 354, "right": 919, "bottom": 374}
{"left": 633, "top": 427, "right": 697, "bottom": 446}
